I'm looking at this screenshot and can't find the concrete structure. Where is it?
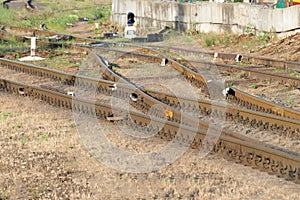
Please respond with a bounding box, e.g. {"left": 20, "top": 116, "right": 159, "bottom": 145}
{"left": 112, "top": 0, "right": 300, "bottom": 34}
{"left": 124, "top": 25, "right": 137, "bottom": 38}
{"left": 19, "top": 37, "right": 44, "bottom": 61}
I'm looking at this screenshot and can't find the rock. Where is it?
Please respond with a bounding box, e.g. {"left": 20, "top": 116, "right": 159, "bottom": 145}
{"left": 147, "top": 33, "right": 163, "bottom": 42}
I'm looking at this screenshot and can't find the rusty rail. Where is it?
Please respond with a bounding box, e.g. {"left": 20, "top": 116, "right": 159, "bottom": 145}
{"left": 149, "top": 45, "right": 300, "bottom": 72}
{"left": 0, "top": 77, "right": 299, "bottom": 183}
{"left": 1, "top": 56, "right": 299, "bottom": 139}
{"left": 91, "top": 46, "right": 300, "bottom": 120}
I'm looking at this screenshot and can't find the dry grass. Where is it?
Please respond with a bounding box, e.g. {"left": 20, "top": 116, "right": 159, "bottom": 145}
{"left": 1, "top": 92, "right": 300, "bottom": 199}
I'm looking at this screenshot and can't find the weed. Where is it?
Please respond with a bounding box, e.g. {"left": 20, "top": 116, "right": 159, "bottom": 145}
{"left": 290, "top": 72, "right": 300, "bottom": 79}
{"left": 1, "top": 112, "right": 11, "bottom": 120}
{"left": 258, "top": 31, "right": 270, "bottom": 43}
{"left": 221, "top": 33, "right": 231, "bottom": 46}
{"left": 13, "top": 125, "right": 22, "bottom": 129}
{"left": 89, "top": 152, "right": 96, "bottom": 158}
{"left": 243, "top": 38, "right": 257, "bottom": 50}
{"left": 187, "top": 22, "right": 197, "bottom": 35}
{"left": 69, "top": 123, "right": 76, "bottom": 129}
{"left": 237, "top": 61, "right": 250, "bottom": 66}
{"left": 250, "top": 85, "right": 257, "bottom": 89}
{"left": 20, "top": 138, "right": 26, "bottom": 146}
{"left": 204, "top": 37, "right": 215, "bottom": 47}
{"left": 38, "top": 131, "right": 49, "bottom": 142}
{"left": 94, "top": 28, "right": 100, "bottom": 35}
{"left": 0, "top": 190, "right": 10, "bottom": 200}
{"left": 244, "top": 23, "right": 256, "bottom": 35}
{"left": 286, "top": 96, "right": 295, "bottom": 107}
{"left": 272, "top": 69, "right": 286, "bottom": 73}
{"left": 226, "top": 82, "right": 234, "bottom": 87}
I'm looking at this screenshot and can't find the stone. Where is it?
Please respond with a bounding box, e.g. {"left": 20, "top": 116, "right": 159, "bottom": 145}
{"left": 147, "top": 33, "right": 163, "bottom": 42}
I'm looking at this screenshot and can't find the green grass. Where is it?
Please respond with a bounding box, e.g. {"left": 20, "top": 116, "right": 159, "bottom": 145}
{"left": 284, "top": 95, "right": 296, "bottom": 107}
{"left": 12, "top": 124, "right": 22, "bottom": 129}
{"left": 1, "top": 112, "right": 11, "bottom": 120}
{"left": 0, "top": 40, "right": 29, "bottom": 55}
{"left": 203, "top": 33, "right": 220, "bottom": 47}
{"left": 0, "top": 1, "right": 111, "bottom": 32}
{"left": 38, "top": 131, "right": 49, "bottom": 142}
{"left": 46, "top": 13, "right": 78, "bottom": 31}
{"left": 290, "top": 72, "right": 300, "bottom": 79}
{"left": 0, "top": 7, "right": 16, "bottom": 24}
{"left": 272, "top": 69, "right": 286, "bottom": 73}
{"left": 19, "top": 137, "right": 26, "bottom": 146}
{"left": 226, "top": 82, "right": 234, "bottom": 87}
{"left": 236, "top": 61, "right": 250, "bottom": 66}
{"left": 218, "top": 33, "right": 230, "bottom": 46}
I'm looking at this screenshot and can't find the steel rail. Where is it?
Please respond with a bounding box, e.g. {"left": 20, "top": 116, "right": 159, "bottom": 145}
{"left": 1, "top": 26, "right": 299, "bottom": 125}
{"left": 91, "top": 46, "right": 300, "bottom": 121}
{"left": 0, "top": 77, "right": 299, "bottom": 183}
{"left": 1, "top": 57, "right": 299, "bottom": 138}
{"left": 4, "top": 25, "right": 300, "bottom": 70}
{"left": 85, "top": 46, "right": 300, "bottom": 88}
{"left": 149, "top": 45, "right": 300, "bottom": 71}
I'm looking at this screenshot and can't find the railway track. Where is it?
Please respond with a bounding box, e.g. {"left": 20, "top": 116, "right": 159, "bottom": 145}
{"left": 1, "top": 26, "right": 300, "bottom": 130}
{"left": 92, "top": 46, "right": 300, "bottom": 120}
{"left": 149, "top": 45, "right": 300, "bottom": 72}
{"left": 1, "top": 56, "right": 299, "bottom": 141}
{"left": 3, "top": 25, "right": 300, "bottom": 71}
{"left": 1, "top": 26, "right": 300, "bottom": 183}
{"left": 2, "top": 25, "right": 299, "bottom": 86}
{"left": 91, "top": 47, "right": 300, "bottom": 148}
{"left": 1, "top": 40, "right": 300, "bottom": 130}
{"left": 149, "top": 46, "right": 300, "bottom": 88}
{"left": 2, "top": 25, "right": 298, "bottom": 70}
{"left": 1, "top": 77, "right": 300, "bottom": 183}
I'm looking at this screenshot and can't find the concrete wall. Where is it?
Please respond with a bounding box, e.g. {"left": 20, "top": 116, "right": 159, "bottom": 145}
{"left": 111, "top": 0, "right": 300, "bottom": 34}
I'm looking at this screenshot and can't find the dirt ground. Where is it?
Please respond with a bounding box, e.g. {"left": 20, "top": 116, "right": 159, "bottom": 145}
{"left": 1, "top": 1, "right": 300, "bottom": 198}
{"left": 1, "top": 92, "right": 300, "bottom": 199}
{"left": 255, "top": 33, "right": 300, "bottom": 62}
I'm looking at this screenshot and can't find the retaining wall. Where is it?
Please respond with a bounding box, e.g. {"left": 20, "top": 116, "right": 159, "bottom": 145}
{"left": 111, "top": 0, "right": 300, "bottom": 34}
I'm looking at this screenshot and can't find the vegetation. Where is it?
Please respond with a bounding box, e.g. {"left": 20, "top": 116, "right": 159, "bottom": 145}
{"left": 0, "top": 7, "right": 16, "bottom": 24}
{"left": 1, "top": 112, "right": 11, "bottom": 120}
{"left": 184, "top": 21, "right": 276, "bottom": 51}
{"left": 0, "top": 0, "right": 112, "bottom": 32}
{"left": 291, "top": 72, "right": 300, "bottom": 79}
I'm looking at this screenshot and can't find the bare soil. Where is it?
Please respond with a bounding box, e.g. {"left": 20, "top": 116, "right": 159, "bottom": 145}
{"left": 1, "top": 4, "right": 300, "bottom": 198}
{"left": 2, "top": 48, "right": 84, "bottom": 74}
{"left": 64, "top": 21, "right": 121, "bottom": 38}
{"left": 1, "top": 92, "right": 300, "bottom": 199}
{"left": 255, "top": 33, "right": 300, "bottom": 62}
